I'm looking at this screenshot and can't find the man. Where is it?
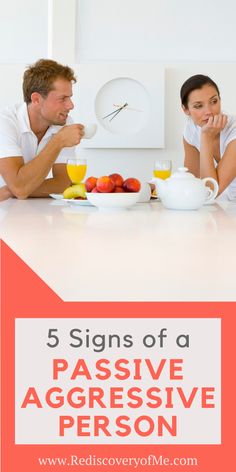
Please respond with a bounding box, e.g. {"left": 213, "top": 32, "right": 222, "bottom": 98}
{"left": 0, "top": 58, "right": 84, "bottom": 200}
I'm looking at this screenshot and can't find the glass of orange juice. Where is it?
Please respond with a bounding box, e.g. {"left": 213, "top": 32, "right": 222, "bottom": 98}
{"left": 67, "top": 159, "right": 87, "bottom": 184}
{"left": 153, "top": 160, "right": 172, "bottom": 180}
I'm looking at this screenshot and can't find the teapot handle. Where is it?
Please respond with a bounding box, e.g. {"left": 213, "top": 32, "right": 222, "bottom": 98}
{"left": 202, "top": 177, "right": 219, "bottom": 204}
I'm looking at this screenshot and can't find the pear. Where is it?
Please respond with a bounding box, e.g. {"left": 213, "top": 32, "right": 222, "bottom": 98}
{"left": 63, "top": 183, "right": 86, "bottom": 199}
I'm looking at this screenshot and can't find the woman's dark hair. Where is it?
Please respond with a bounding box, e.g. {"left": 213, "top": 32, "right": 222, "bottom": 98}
{"left": 180, "top": 74, "right": 220, "bottom": 108}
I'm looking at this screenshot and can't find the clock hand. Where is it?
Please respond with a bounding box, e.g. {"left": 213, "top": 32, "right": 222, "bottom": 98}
{"left": 114, "top": 104, "right": 143, "bottom": 112}
{"left": 102, "top": 108, "right": 122, "bottom": 120}
{"left": 102, "top": 102, "right": 128, "bottom": 120}
{"left": 109, "top": 108, "right": 123, "bottom": 121}
{"left": 109, "top": 102, "right": 128, "bottom": 121}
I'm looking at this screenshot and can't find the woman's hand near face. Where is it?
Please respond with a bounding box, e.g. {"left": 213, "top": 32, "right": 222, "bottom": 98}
{"left": 200, "top": 113, "right": 227, "bottom": 190}
{"left": 201, "top": 113, "right": 227, "bottom": 138}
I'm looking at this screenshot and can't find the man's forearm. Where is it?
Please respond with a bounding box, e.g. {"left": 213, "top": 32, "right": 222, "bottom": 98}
{"left": 0, "top": 174, "right": 70, "bottom": 200}
{"left": 0, "top": 185, "right": 14, "bottom": 201}
{"left": 11, "top": 135, "right": 63, "bottom": 198}
{"left": 29, "top": 174, "right": 70, "bottom": 197}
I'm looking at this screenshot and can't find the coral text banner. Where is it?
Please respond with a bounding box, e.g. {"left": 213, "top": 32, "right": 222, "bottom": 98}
{"left": 1, "top": 240, "right": 235, "bottom": 471}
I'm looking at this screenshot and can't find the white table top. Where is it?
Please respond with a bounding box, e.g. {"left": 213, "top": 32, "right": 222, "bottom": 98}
{"left": 0, "top": 197, "right": 235, "bottom": 301}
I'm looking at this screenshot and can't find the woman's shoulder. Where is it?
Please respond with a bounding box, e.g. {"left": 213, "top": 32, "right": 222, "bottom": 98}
{"left": 225, "top": 113, "right": 236, "bottom": 126}
{"left": 223, "top": 113, "right": 236, "bottom": 136}
{"left": 221, "top": 113, "right": 236, "bottom": 149}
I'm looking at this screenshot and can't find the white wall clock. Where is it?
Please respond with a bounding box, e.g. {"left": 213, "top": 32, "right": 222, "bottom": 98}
{"left": 77, "top": 63, "right": 165, "bottom": 148}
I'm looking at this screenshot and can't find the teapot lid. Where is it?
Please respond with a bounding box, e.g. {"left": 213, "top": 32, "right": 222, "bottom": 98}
{"left": 170, "top": 167, "right": 195, "bottom": 180}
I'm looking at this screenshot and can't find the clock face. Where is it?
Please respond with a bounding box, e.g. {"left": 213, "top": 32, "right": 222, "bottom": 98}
{"left": 78, "top": 63, "right": 165, "bottom": 148}
{"left": 95, "top": 77, "right": 150, "bottom": 135}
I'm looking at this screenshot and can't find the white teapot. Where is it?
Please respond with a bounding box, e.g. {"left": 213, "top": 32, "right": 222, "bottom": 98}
{"left": 152, "top": 167, "right": 219, "bottom": 210}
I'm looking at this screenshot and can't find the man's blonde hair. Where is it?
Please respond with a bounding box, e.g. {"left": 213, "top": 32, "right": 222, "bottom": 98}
{"left": 23, "top": 58, "right": 76, "bottom": 104}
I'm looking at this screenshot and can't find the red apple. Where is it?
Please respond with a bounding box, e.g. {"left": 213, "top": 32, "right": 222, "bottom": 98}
{"left": 114, "top": 186, "right": 125, "bottom": 193}
{"left": 85, "top": 176, "right": 97, "bottom": 192}
{"left": 123, "top": 178, "right": 141, "bottom": 192}
{"left": 96, "top": 176, "right": 115, "bottom": 193}
{"left": 109, "top": 173, "right": 124, "bottom": 187}
{"left": 91, "top": 187, "right": 99, "bottom": 193}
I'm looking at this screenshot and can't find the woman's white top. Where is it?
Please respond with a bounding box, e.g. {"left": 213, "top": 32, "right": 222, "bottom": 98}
{"left": 183, "top": 114, "right": 236, "bottom": 200}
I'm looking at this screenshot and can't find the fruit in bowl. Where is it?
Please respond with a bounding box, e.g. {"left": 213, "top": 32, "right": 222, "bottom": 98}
{"left": 85, "top": 173, "right": 141, "bottom": 211}
{"left": 123, "top": 178, "right": 141, "bottom": 193}
{"left": 84, "top": 176, "right": 97, "bottom": 192}
{"left": 114, "top": 186, "right": 125, "bottom": 193}
{"left": 109, "top": 173, "right": 124, "bottom": 187}
{"left": 85, "top": 173, "right": 141, "bottom": 194}
{"left": 96, "top": 176, "right": 115, "bottom": 193}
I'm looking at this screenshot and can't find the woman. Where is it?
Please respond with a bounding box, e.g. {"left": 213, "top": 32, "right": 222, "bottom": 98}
{"left": 181, "top": 74, "right": 236, "bottom": 199}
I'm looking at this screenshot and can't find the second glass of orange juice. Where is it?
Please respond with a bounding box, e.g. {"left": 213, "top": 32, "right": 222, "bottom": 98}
{"left": 67, "top": 159, "right": 87, "bottom": 184}
{"left": 153, "top": 160, "right": 172, "bottom": 180}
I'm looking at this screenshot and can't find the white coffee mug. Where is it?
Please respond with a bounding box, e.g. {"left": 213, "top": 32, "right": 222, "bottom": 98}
{"left": 83, "top": 123, "right": 97, "bottom": 139}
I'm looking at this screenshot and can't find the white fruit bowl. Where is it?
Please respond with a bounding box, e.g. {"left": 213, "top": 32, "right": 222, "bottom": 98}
{"left": 86, "top": 192, "right": 140, "bottom": 211}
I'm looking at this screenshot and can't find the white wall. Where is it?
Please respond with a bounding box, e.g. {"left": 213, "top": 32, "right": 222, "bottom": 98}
{"left": 1, "top": 0, "right": 236, "bottom": 181}
{"left": 0, "top": 0, "right": 48, "bottom": 64}
{"left": 76, "top": 0, "right": 236, "bottom": 62}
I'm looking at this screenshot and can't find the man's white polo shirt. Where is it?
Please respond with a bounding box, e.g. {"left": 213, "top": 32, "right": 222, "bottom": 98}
{"left": 0, "top": 102, "right": 76, "bottom": 187}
